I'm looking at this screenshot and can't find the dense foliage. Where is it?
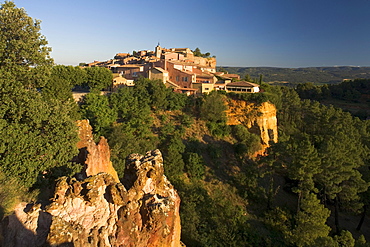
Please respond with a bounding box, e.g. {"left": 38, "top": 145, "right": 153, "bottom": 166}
{"left": 265, "top": 87, "right": 370, "bottom": 240}
{"left": 0, "top": 1, "right": 53, "bottom": 88}
{"left": 0, "top": 2, "right": 80, "bottom": 217}
{"left": 77, "top": 78, "right": 370, "bottom": 246}
{"left": 295, "top": 79, "right": 370, "bottom": 119}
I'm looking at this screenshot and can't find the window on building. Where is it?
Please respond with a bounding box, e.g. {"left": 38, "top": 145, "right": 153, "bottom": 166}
{"left": 176, "top": 76, "right": 180, "bottom": 82}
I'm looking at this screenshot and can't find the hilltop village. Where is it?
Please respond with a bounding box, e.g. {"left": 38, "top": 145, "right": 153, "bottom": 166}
{"left": 84, "top": 44, "right": 260, "bottom": 95}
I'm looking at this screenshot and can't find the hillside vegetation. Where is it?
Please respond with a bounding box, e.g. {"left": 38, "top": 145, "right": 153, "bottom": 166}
{"left": 295, "top": 79, "right": 370, "bottom": 119}
{"left": 219, "top": 66, "right": 370, "bottom": 85}
{"left": 76, "top": 79, "right": 370, "bottom": 246}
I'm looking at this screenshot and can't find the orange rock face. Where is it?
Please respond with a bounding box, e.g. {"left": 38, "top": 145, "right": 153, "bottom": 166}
{"left": 76, "top": 120, "right": 120, "bottom": 183}
{"left": 226, "top": 100, "right": 278, "bottom": 154}
{"left": 2, "top": 150, "right": 182, "bottom": 247}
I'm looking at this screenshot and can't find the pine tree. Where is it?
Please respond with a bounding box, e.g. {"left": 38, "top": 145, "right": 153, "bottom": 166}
{"left": 289, "top": 192, "right": 331, "bottom": 247}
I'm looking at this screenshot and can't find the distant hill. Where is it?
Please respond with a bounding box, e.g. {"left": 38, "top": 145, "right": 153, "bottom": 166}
{"left": 218, "top": 66, "right": 370, "bottom": 85}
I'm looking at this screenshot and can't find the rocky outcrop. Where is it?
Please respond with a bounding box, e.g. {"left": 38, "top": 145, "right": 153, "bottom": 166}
{"left": 75, "top": 119, "right": 120, "bottom": 183}
{"left": 1, "top": 150, "right": 182, "bottom": 247}
{"left": 226, "top": 100, "right": 278, "bottom": 153}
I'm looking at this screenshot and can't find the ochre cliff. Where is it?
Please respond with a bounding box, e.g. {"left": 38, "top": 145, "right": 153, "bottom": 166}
{"left": 2, "top": 150, "right": 181, "bottom": 247}
{"left": 226, "top": 100, "right": 278, "bottom": 153}
{"left": 75, "top": 119, "right": 120, "bottom": 183}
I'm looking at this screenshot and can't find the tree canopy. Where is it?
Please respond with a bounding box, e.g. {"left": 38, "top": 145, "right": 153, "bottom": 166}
{"left": 84, "top": 66, "right": 113, "bottom": 92}
{"left": 0, "top": 1, "right": 78, "bottom": 189}
{"left": 0, "top": 1, "right": 53, "bottom": 88}
{"left": 192, "top": 47, "right": 212, "bottom": 58}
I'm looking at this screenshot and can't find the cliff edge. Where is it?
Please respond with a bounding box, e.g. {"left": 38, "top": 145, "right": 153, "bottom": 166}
{"left": 226, "top": 100, "right": 278, "bottom": 154}
{"left": 1, "top": 120, "right": 182, "bottom": 247}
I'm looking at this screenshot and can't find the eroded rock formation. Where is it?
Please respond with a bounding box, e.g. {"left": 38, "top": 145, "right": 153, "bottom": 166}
{"left": 1, "top": 150, "right": 181, "bottom": 247}
{"left": 76, "top": 119, "right": 120, "bottom": 183}
{"left": 226, "top": 100, "right": 278, "bottom": 154}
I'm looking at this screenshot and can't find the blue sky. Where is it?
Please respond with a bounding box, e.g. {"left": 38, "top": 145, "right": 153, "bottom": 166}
{"left": 11, "top": 0, "right": 370, "bottom": 67}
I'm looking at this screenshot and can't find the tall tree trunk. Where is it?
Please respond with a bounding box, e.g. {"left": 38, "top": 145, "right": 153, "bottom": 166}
{"left": 334, "top": 197, "right": 340, "bottom": 234}
{"left": 356, "top": 205, "right": 367, "bottom": 231}
{"left": 296, "top": 190, "right": 302, "bottom": 215}
{"left": 267, "top": 175, "right": 274, "bottom": 210}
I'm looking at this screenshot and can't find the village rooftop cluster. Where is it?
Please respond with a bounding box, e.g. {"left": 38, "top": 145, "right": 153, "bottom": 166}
{"left": 84, "top": 44, "right": 260, "bottom": 95}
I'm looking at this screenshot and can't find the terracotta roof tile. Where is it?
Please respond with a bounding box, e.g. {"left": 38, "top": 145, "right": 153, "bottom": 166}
{"left": 226, "top": 81, "right": 259, "bottom": 87}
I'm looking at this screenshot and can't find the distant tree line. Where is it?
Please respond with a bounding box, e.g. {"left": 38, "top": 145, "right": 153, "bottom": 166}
{"left": 219, "top": 66, "right": 370, "bottom": 85}
{"left": 295, "top": 79, "right": 370, "bottom": 119}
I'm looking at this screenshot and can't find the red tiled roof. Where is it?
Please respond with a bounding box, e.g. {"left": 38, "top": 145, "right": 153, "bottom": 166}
{"left": 226, "top": 81, "right": 259, "bottom": 87}
{"left": 221, "top": 74, "right": 240, "bottom": 79}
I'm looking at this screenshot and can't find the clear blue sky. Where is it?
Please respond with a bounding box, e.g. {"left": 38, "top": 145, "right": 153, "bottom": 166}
{"left": 11, "top": 0, "right": 370, "bottom": 68}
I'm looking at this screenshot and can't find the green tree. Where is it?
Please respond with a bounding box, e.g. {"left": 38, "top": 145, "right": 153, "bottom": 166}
{"left": 259, "top": 74, "right": 263, "bottom": 84}
{"left": 50, "top": 65, "right": 87, "bottom": 87}
{"left": 276, "top": 133, "right": 321, "bottom": 198}
{"left": 0, "top": 170, "right": 39, "bottom": 220}
{"left": 109, "top": 86, "right": 153, "bottom": 136}
{"left": 107, "top": 123, "right": 158, "bottom": 178}
{"left": 289, "top": 193, "right": 331, "bottom": 247}
{"left": 192, "top": 47, "right": 211, "bottom": 58}
{"left": 107, "top": 85, "right": 157, "bottom": 175}
{"left": 200, "top": 92, "right": 229, "bottom": 136}
{"left": 244, "top": 74, "right": 251, "bottom": 81}
{"left": 193, "top": 47, "right": 201, "bottom": 57}
{"left": 42, "top": 65, "right": 84, "bottom": 120}
{"left": 232, "top": 125, "right": 261, "bottom": 157}
{"left": 43, "top": 75, "right": 73, "bottom": 103}
{"left": 134, "top": 77, "right": 169, "bottom": 110}
{"left": 0, "top": 2, "right": 79, "bottom": 190}
{"left": 84, "top": 66, "right": 112, "bottom": 92}
{"left": 80, "top": 92, "right": 117, "bottom": 136}
{"left": 166, "top": 90, "right": 187, "bottom": 110}
{"left": 355, "top": 235, "right": 369, "bottom": 247}
{"left": 308, "top": 106, "right": 369, "bottom": 232}
{"left": 334, "top": 230, "right": 355, "bottom": 247}
{"left": 43, "top": 66, "right": 78, "bottom": 101}
{"left": 277, "top": 87, "right": 302, "bottom": 135}
{"left": 278, "top": 92, "right": 369, "bottom": 234}
{"left": 0, "top": 76, "right": 79, "bottom": 189}
{"left": 0, "top": 1, "right": 53, "bottom": 88}
{"left": 161, "top": 132, "right": 186, "bottom": 180}
{"left": 184, "top": 152, "right": 205, "bottom": 179}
